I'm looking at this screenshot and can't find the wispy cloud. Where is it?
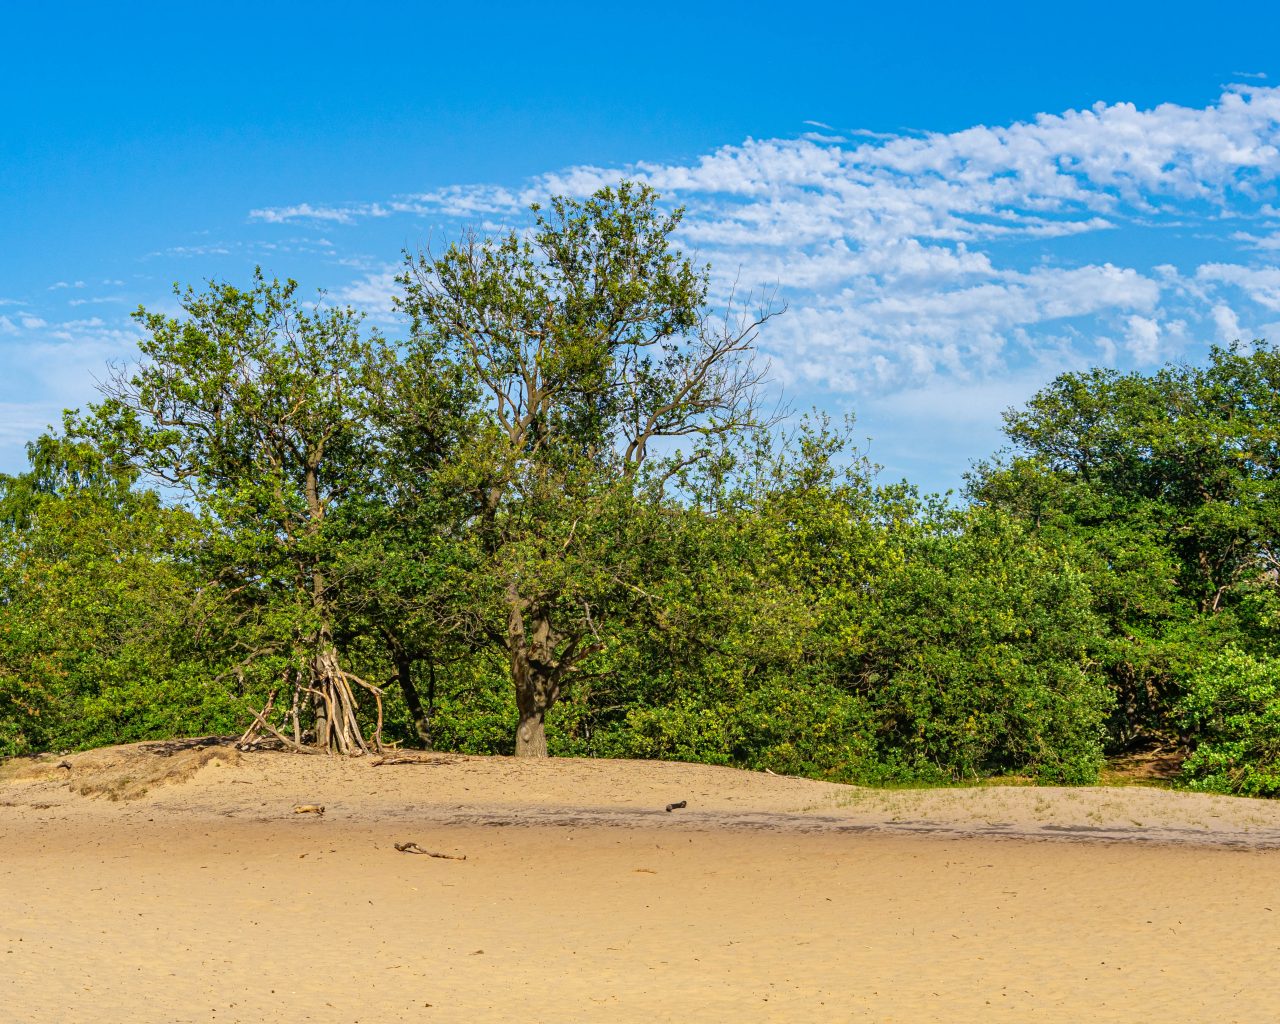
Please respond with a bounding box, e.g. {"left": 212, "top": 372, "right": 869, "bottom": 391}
{"left": 331, "top": 268, "right": 402, "bottom": 318}
{"left": 68, "top": 296, "right": 127, "bottom": 307}
{"left": 249, "top": 202, "right": 392, "bottom": 225}
{"left": 0, "top": 314, "right": 145, "bottom": 456}
{"left": 252, "top": 86, "right": 1280, "bottom": 412}
{"left": 1197, "top": 263, "right": 1280, "bottom": 312}
{"left": 16, "top": 86, "right": 1280, "bottom": 487}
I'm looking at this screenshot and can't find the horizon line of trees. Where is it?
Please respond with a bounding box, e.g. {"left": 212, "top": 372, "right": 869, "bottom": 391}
{"left": 5, "top": 182, "right": 1280, "bottom": 795}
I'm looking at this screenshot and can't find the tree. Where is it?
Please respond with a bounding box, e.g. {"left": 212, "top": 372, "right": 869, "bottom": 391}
{"left": 397, "top": 182, "right": 779, "bottom": 755}
{"left": 698, "top": 419, "right": 1109, "bottom": 784}
{"left": 595, "top": 417, "right": 897, "bottom": 779}
{"left": 0, "top": 434, "right": 224, "bottom": 756}
{"left": 999, "top": 349, "right": 1280, "bottom": 615}
{"left": 971, "top": 342, "right": 1280, "bottom": 744}
{"left": 85, "top": 272, "right": 408, "bottom": 754}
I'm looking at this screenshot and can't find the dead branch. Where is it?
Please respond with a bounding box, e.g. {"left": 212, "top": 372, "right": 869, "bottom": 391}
{"left": 248, "top": 717, "right": 325, "bottom": 755}
{"left": 394, "top": 842, "right": 466, "bottom": 860}
{"left": 237, "top": 689, "right": 278, "bottom": 747}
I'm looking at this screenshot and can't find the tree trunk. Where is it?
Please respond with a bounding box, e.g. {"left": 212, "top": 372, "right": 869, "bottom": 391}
{"left": 507, "top": 586, "right": 555, "bottom": 757}
{"left": 311, "top": 679, "right": 330, "bottom": 749}
{"left": 510, "top": 648, "right": 551, "bottom": 757}
{"left": 264, "top": 462, "right": 381, "bottom": 756}
{"left": 393, "top": 647, "right": 433, "bottom": 749}
{"left": 515, "top": 694, "right": 548, "bottom": 757}
{"left": 504, "top": 583, "right": 560, "bottom": 752}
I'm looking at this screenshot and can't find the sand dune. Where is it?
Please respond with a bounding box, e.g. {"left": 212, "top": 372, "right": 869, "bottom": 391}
{"left": 4, "top": 741, "right": 1280, "bottom": 1022}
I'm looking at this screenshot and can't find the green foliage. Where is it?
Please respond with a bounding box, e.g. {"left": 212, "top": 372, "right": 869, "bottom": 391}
{"left": 0, "top": 436, "right": 246, "bottom": 756}
{"left": 601, "top": 682, "right": 881, "bottom": 781}
{"left": 972, "top": 343, "right": 1280, "bottom": 746}
{"left": 1177, "top": 649, "right": 1280, "bottom": 796}
{"left": 850, "top": 509, "right": 1112, "bottom": 784}
{"left": 7, "top": 186, "right": 1280, "bottom": 795}
{"left": 76, "top": 271, "right": 424, "bottom": 753}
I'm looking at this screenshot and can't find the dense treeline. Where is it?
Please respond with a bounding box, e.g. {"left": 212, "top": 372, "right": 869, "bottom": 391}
{"left": 4, "top": 183, "right": 1280, "bottom": 793}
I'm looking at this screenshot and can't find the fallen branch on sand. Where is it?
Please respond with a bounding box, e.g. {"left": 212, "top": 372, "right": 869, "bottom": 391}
{"left": 394, "top": 842, "right": 466, "bottom": 860}
{"left": 293, "top": 804, "right": 325, "bottom": 815}
{"left": 372, "top": 755, "right": 460, "bottom": 767}
{"left": 665, "top": 800, "right": 687, "bottom": 812}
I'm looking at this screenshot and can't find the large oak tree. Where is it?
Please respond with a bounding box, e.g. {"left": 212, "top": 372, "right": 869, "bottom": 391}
{"left": 398, "top": 182, "right": 779, "bottom": 755}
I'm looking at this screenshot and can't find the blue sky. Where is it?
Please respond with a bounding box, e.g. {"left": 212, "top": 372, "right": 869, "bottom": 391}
{"left": 5, "top": 1, "right": 1280, "bottom": 492}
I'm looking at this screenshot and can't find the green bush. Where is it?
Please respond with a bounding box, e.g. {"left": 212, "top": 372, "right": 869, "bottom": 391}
{"left": 841, "top": 510, "right": 1113, "bottom": 785}
{"left": 603, "top": 679, "right": 885, "bottom": 782}
{"left": 1177, "top": 649, "right": 1280, "bottom": 796}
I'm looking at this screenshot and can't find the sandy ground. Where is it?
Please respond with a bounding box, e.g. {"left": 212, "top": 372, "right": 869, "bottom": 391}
{"left": 4, "top": 741, "right": 1280, "bottom": 1023}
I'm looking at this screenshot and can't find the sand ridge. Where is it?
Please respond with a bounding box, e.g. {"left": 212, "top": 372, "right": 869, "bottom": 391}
{"left": 6, "top": 740, "right": 1280, "bottom": 848}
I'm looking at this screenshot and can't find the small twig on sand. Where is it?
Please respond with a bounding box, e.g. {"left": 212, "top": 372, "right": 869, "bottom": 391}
{"left": 293, "top": 804, "right": 325, "bottom": 815}
{"left": 665, "top": 800, "right": 687, "bottom": 812}
{"left": 394, "top": 842, "right": 466, "bottom": 860}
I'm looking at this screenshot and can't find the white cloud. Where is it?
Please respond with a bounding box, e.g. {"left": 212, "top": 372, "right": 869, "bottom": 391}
{"left": 1124, "top": 315, "right": 1161, "bottom": 363}
{"left": 1229, "top": 230, "right": 1280, "bottom": 251}
{"left": 0, "top": 402, "right": 60, "bottom": 448}
{"left": 68, "top": 296, "right": 126, "bottom": 307}
{"left": 245, "top": 85, "right": 1280, "bottom": 433}
{"left": 1211, "top": 303, "right": 1244, "bottom": 342}
{"left": 126, "top": 83, "right": 1280, "bottom": 490}
{"left": 159, "top": 244, "right": 233, "bottom": 257}
{"left": 1197, "top": 263, "right": 1280, "bottom": 311}
{"left": 249, "top": 202, "right": 391, "bottom": 225}
{"left": 0, "top": 312, "right": 148, "bottom": 471}
{"left": 331, "top": 267, "right": 402, "bottom": 318}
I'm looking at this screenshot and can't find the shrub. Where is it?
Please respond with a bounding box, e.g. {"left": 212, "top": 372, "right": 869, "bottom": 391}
{"left": 1177, "top": 649, "right": 1280, "bottom": 796}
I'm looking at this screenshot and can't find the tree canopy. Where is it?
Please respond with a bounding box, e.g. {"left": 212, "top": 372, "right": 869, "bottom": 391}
{"left": 4, "top": 185, "right": 1280, "bottom": 795}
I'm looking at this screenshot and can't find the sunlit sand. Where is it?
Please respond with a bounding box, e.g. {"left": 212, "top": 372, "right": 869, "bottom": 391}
{"left": 5, "top": 743, "right": 1280, "bottom": 1022}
